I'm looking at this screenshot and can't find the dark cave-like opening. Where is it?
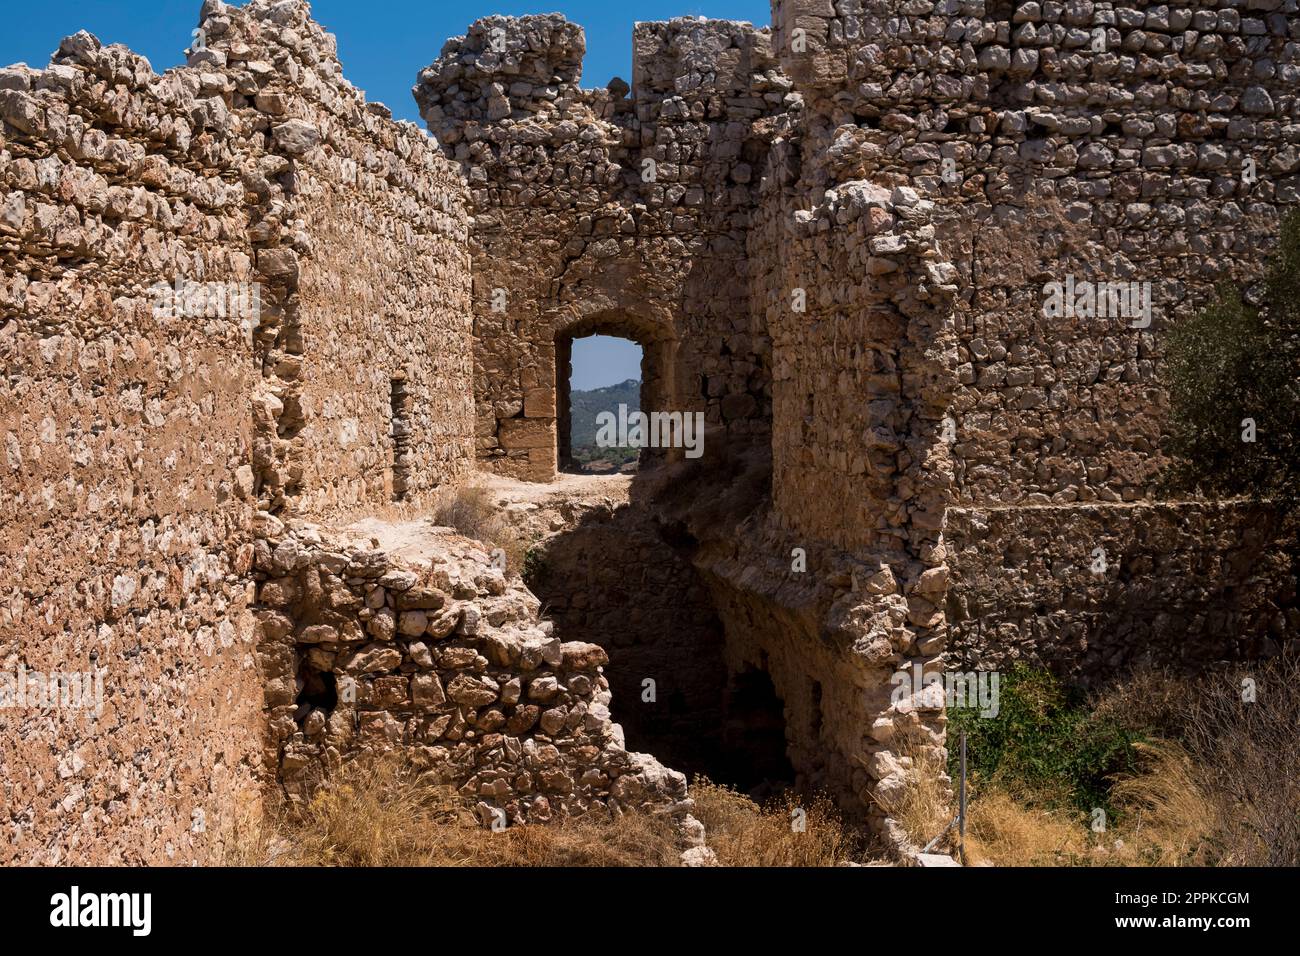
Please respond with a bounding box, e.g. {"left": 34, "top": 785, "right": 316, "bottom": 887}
{"left": 295, "top": 664, "right": 337, "bottom": 718}
{"left": 719, "top": 664, "right": 797, "bottom": 798}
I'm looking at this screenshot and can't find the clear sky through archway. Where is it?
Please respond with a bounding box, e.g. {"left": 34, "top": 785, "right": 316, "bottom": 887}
{"left": 570, "top": 334, "right": 642, "bottom": 391}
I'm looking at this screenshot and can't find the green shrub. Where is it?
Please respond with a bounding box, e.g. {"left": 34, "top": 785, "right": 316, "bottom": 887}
{"left": 522, "top": 544, "right": 549, "bottom": 589}
{"left": 947, "top": 664, "right": 1145, "bottom": 816}
{"left": 1162, "top": 210, "right": 1300, "bottom": 505}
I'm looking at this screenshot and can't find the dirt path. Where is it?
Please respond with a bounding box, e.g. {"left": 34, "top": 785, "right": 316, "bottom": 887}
{"left": 482, "top": 472, "right": 631, "bottom": 507}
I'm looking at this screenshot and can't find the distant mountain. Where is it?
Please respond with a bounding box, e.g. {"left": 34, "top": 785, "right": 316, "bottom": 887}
{"left": 570, "top": 379, "right": 640, "bottom": 466}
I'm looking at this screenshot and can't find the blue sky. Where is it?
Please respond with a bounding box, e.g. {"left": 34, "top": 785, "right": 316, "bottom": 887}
{"left": 572, "top": 336, "right": 642, "bottom": 391}
{"left": 0, "top": 0, "right": 771, "bottom": 125}
{"left": 2, "top": 0, "right": 767, "bottom": 390}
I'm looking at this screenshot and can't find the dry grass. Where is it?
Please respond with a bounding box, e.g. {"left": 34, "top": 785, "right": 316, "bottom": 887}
{"left": 430, "top": 482, "right": 531, "bottom": 578}
{"left": 934, "top": 658, "right": 1300, "bottom": 867}
{"left": 223, "top": 761, "right": 875, "bottom": 867}
{"left": 886, "top": 730, "right": 955, "bottom": 850}
{"left": 961, "top": 790, "right": 1091, "bottom": 866}
{"left": 224, "top": 759, "right": 683, "bottom": 867}
{"left": 690, "top": 778, "right": 868, "bottom": 866}
{"left": 1092, "top": 656, "right": 1300, "bottom": 865}
{"left": 961, "top": 741, "right": 1218, "bottom": 866}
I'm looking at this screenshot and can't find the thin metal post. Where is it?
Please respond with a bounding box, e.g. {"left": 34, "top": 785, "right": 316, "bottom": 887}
{"left": 958, "top": 729, "right": 967, "bottom": 866}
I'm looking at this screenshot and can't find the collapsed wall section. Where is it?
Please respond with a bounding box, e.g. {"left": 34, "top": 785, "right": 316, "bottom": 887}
{"left": 254, "top": 518, "right": 691, "bottom": 825}
{"left": 415, "top": 16, "right": 791, "bottom": 480}
{"left": 523, "top": 495, "right": 731, "bottom": 778}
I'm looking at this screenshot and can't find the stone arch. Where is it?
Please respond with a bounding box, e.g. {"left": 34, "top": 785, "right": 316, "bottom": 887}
{"left": 549, "top": 301, "right": 677, "bottom": 474}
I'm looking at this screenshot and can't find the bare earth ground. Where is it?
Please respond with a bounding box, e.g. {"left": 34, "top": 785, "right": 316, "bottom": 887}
{"left": 326, "top": 473, "right": 631, "bottom": 560}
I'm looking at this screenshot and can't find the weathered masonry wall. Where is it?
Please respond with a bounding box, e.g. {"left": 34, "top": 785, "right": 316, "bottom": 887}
{"left": 768, "top": 0, "right": 1300, "bottom": 506}
{"left": 195, "top": 2, "right": 686, "bottom": 842}
{"left": 199, "top": 0, "right": 476, "bottom": 518}
{"left": 255, "top": 520, "right": 689, "bottom": 823}
{"left": 415, "top": 16, "right": 791, "bottom": 480}
{"left": 0, "top": 32, "right": 264, "bottom": 865}
{"left": 408, "top": 1, "right": 1298, "bottom": 837}
{"left": 945, "top": 501, "right": 1296, "bottom": 681}
{"left": 1, "top": 0, "right": 479, "bottom": 864}
{"left": 693, "top": 0, "right": 1300, "bottom": 827}
{"left": 4, "top": 0, "right": 1299, "bottom": 863}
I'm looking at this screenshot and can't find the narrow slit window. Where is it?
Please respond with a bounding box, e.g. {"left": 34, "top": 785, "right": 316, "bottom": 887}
{"left": 390, "top": 375, "right": 412, "bottom": 502}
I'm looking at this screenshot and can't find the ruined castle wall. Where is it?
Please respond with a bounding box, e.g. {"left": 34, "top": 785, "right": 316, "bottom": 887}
{"left": 202, "top": 0, "right": 476, "bottom": 516}
{"left": 688, "top": 511, "right": 951, "bottom": 820}
{"left": 771, "top": 0, "right": 1300, "bottom": 507}
{"left": 709, "top": 113, "right": 959, "bottom": 821}
{"left": 255, "top": 519, "right": 689, "bottom": 823}
{"left": 660, "top": 0, "right": 1300, "bottom": 826}
{"left": 766, "top": 0, "right": 1299, "bottom": 505}
{"left": 415, "top": 17, "right": 791, "bottom": 480}
{"left": 755, "top": 0, "right": 1298, "bottom": 686}
{"left": 0, "top": 0, "right": 479, "bottom": 864}
{"left": 0, "top": 34, "right": 264, "bottom": 864}
{"left": 752, "top": 171, "right": 957, "bottom": 562}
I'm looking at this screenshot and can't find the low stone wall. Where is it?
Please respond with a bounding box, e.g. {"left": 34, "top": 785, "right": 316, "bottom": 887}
{"left": 254, "top": 518, "right": 690, "bottom": 824}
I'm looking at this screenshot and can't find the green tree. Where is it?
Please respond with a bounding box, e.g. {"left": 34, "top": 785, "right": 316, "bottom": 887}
{"left": 1162, "top": 211, "right": 1300, "bottom": 505}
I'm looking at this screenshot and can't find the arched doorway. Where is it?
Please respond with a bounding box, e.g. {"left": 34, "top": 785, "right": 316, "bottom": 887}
{"left": 553, "top": 309, "right": 675, "bottom": 477}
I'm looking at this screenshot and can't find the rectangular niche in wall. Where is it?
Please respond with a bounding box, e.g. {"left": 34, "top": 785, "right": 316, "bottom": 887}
{"left": 390, "top": 375, "right": 412, "bottom": 502}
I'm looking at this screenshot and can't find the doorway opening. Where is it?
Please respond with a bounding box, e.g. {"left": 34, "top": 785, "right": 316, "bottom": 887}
{"left": 557, "top": 333, "right": 645, "bottom": 474}
{"left": 720, "top": 663, "right": 797, "bottom": 799}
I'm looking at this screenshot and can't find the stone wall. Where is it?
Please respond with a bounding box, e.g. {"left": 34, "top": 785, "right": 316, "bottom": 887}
{"left": 198, "top": 0, "right": 476, "bottom": 517}
{"left": 699, "top": 0, "right": 1299, "bottom": 827}
{"left": 415, "top": 16, "right": 792, "bottom": 480}
{"left": 4, "top": 0, "right": 1299, "bottom": 861}
{"left": 0, "top": 30, "right": 264, "bottom": 865}
{"left": 406, "top": 1, "right": 1297, "bottom": 837}
{"left": 0, "top": 0, "right": 479, "bottom": 863}
{"left": 945, "top": 500, "right": 1296, "bottom": 682}
{"left": 765, "top": 0, "right": 1298, "bottom": 504}
{"left": 255, "top": 518, "right": 690, "bottom": 824}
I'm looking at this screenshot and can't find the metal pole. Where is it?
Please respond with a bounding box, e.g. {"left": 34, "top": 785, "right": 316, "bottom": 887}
{"left": 958, "top": 729, "right": 967, "bottom": 866}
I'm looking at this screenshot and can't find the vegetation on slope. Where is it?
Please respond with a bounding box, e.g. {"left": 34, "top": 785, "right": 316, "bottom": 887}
{"left": 569, "top": 378, "right": 640, "bottom": 468}
{"left": 908, "top": 658, "right": 1300, "bottom": 866}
